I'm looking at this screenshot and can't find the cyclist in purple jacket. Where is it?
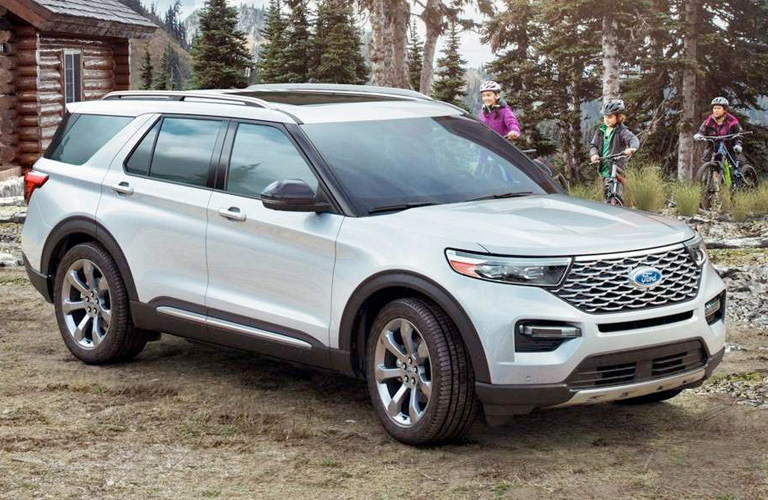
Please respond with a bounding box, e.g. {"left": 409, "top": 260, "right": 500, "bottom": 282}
{"left": 478, "top": 81, "right": 521, "bottom": 141}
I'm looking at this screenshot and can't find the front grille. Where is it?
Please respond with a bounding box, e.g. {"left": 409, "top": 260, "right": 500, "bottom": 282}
{"left": 551, "top": 245, "right": 702, "bottom": 314}
{"left": 568, "top": 339, "right": 707, "bottom": 390}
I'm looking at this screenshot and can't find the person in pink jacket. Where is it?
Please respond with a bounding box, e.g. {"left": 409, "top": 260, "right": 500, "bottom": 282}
{"left": 477, "top": 80, "right": 521, "bottom": 140}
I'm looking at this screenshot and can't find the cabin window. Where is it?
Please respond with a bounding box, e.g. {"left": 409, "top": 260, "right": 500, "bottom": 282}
{"left": 63, "top": 51, "right": 82, "bottom": 103}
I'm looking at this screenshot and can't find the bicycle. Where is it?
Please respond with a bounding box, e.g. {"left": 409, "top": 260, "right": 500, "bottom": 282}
{"left": 595, "top": 153, "right": 628, "bottom": 206}
{"left": 695, "top": 132, "right": 758, "bottom": 211}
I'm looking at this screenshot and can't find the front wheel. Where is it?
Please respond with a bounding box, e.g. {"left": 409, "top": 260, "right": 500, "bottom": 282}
{"left": 53, "top": 243, "right": 148, "bottom": 364}
{"left": 697, "top": 161, "right": 721, "bottom": 211}
{"left": 740, "top": 164, "right": 759, "bottom": 189}
{"left": 366, "top": 298, "right": 478, "bottom": 445}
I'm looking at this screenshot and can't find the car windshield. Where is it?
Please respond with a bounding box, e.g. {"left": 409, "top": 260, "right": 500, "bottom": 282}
{"left": 301, "top": 115, "right": 558, "bottom": 214}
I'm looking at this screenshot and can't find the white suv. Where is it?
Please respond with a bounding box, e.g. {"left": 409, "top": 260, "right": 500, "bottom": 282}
{"left": 22, "top": 84, "right": 726, "bottom": 445}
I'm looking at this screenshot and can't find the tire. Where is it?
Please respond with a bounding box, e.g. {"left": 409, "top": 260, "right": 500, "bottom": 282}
{"left": 741, "top": 164, "right": 759, "bottom": 189}
{"left": 697, "top": 161, "right": 720, "bottom": 210}
{"left": 365, "top": 298, "right": 478, "bottom": 445}
{"left": 53, "top": 242, "right": 148, "bottom": 364}
{"left": 615, "top": 388, "right": 683, "bottom": 405}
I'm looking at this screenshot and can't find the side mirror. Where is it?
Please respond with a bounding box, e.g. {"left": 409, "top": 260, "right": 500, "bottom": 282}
{"left": 261, "top": 179, "right": 332, "bottom": 213}
{"left": 533, "top": 159, "right": 554, "bottom": 178}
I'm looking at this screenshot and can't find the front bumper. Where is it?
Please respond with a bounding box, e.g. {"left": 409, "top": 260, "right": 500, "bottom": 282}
{"left": 477, "top": 346, "right": 724, "bottom": 424}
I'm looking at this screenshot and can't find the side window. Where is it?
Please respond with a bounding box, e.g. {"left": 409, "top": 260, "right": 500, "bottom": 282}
{"left": 125, "top": 121, "right": 159, "bottom": 176}
{"left": 125, "top": 117, "right": 223, "bottom": 187}
{"left": 226, "top": 123, "right": 318, "bottom": 198}
{"left": 46, "top": 114, "right": 133, "bottom": 165}
{"left": 63, "top": 51, "right": 82, "bottom": 103}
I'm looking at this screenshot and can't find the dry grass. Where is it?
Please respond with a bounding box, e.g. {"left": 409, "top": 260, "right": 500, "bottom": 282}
{"left": 670, "top": 182, "right": 701, "bottom": 217}
{"left": 1, "top": 268, "right": 768, "bottom": 500}
{"left": 732, "top": 184, "right": 768, "bottom": 221}
{"left": 568, "top": 177, "right": 603, "bottom": 202}
{"left": 625, "top": 166, "right": 666, "bottom": 212}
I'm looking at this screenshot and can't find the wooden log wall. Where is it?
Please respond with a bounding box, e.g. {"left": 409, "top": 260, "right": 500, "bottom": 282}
{"left": 0, "top": 8, "right": 18, "bottom": 167}
{"left": 13, "top": 22, "right": 36, "bottom": 169}
{"left": 37, "top": 35, "right": 118, "bottom": 154}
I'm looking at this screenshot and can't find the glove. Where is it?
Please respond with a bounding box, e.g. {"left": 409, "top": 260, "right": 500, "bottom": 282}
{"left": 734, "top": 144, "right": 743, "bottom": 153}
{"left": 693, "top": 133, "right": 704, "bottom": 141}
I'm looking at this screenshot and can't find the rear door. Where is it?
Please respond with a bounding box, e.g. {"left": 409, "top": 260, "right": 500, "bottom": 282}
{"left": 205, "top": 120, "right": 343, "bottom": 348}
{"left": 98, "top": 114, "right": 227, "bottom": 307}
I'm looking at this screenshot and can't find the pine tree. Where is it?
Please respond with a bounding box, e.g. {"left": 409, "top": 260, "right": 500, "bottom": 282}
{"left": 154, "top": 43, "right": 174, "bottom": 90}
{"left": 431, "top": 21, "right": 467, "bottom": 107}
{"left": 191, "top": 0, "right": 252, "bottom": 89}
{"left": 140, "top": 44, "right": 154, "bottom": 90}
{"left": 407, "top": 21, "right": 424, "bottom": 91}
{"left": 283, "top": 0, "right": 312, "bottom": 83}
{"left": 257, "top": 0, "right": 289, "bottom": 83}
{"left": 312, "top": 0, "right": 369, "bottom": 84}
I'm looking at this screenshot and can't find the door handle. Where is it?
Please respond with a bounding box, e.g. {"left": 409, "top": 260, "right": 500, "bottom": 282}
{"left": 218, "top": 207, "right": 246, "bottom": 222}
{"left": 111, "top": 182, "right": 134, "bottom": 196}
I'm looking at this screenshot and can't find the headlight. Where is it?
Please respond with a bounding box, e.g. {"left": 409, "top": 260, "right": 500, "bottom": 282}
{"left": 445, "top": 249, "right": 571, "bottom": 287}
{"left": 684, "top": 233, "right": 707, "bottom": 266}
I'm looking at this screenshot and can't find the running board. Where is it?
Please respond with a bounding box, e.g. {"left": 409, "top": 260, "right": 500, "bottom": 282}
{"left": 156, "top": 306, "right": 312, "bottom": 350}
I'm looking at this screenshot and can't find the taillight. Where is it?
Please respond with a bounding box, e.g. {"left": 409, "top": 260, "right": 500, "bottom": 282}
{"left": 24, "top": 171, "right": 49, "bottom": 205}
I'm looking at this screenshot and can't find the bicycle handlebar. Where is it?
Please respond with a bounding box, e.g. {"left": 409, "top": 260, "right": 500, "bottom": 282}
{"left": 597, "top": 153, "right": 628, "bottom": 161}
{"left": 696, "top": 131, "right": 753, "bottom": 140}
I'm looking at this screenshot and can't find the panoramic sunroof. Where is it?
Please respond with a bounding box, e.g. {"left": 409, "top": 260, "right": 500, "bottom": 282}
{"left": 230, "top": 91, "right": 409, "bottom": 106}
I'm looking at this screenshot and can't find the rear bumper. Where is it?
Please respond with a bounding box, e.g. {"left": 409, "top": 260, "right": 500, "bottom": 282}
{"left": 23, "top": 253, "right": 52, "bottom": 303}
{"left": 477, "top": 345, "right": 724, "bottom": 425}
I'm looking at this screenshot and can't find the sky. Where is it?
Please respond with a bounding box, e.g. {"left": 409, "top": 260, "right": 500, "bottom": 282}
{"left": 153, "top": 0, "right": 494, "bottom": 69}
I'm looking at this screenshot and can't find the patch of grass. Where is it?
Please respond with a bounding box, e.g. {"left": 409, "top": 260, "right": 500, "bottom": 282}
{"left": 707, "top": 371, "right": 765, "bottom": 386}
{"left": 670, "top": 181, "right": 701, "bottom": 216}
{"left": 753, "top": 183, "right": 768, "bottom": 214}
{"left": 568, "top": 177, "right": 603, "bottom": 202}
{"left": 201, "top": 490, "right": 221, "bottom": 498}
{"left": 732, "top": 191, "right": 755, "bottom": 221}
{"left": 625, "top": 165, "right": 666, "bottom": 212}
{"left": 492, "top": 480, "right": 519, "bottom": 497}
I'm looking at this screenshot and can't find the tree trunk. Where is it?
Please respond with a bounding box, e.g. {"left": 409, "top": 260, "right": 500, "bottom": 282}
{"left": 566, "top": 62, "right": 583, "bottom": 181}
{"left": 677, "top": 0, "right": 698, "bottom": 181}
{"left": 368, "top": 0, "right": 410, "bottom": 88}
{"left": 602, "top": 9, "right": 620, "bottom": 102}
{"left": 419, "top": 0, "right": 442, "bottom": 94}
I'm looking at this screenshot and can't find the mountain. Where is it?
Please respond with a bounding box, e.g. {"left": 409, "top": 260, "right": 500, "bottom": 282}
{"left": 184, "top": 3, "right": 268, "bottom": 60}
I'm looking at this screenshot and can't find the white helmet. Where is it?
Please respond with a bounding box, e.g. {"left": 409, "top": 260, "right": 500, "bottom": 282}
{"left": 479, "top": 80, "right": 502, "bottom": 93}
{"left": 711, "top": 96, "right": 729, "bottom": 107}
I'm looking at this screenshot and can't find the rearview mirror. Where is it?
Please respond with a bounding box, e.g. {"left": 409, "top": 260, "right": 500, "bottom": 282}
{"left": 261, "top": 179, "right": 331, "bottom": 213}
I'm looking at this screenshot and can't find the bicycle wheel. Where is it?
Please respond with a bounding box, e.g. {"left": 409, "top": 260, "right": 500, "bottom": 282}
{"left": 697, "top": 161, "right": 721, "bottom": 211}
{"left": 741, "top": 164, "right": 759, "bottom": 189}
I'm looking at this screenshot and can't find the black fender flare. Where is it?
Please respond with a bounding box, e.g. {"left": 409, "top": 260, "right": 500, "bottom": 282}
{"left": 338, "top": 270, "right": 491, "bottom": 383}
{"left": 41, "top": 216, "right": 139, "bottom": 302}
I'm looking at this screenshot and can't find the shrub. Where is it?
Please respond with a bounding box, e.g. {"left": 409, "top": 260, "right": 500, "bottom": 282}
{"left": 670, "top": 182, "right": 701, "bottom": 217}
{"left": 753, "top": 184, "right": 768, "bottom": 215}
{"left": 626, "top": 166, "right": 666, "bottom": 212}
{"left": 732, "top": 191, "right": 754, "bottom": 221}
{"left": 568, "top": 177, "right": 603, "bottom": 202}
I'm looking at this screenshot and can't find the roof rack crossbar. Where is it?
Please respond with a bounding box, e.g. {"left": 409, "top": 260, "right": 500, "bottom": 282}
{"left": 103, "top": 91, "right": 274, "bottom": 109}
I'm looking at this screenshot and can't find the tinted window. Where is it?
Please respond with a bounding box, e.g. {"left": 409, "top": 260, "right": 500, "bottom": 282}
{"left": 149, "top": 117, "right": 223, "bottom": 187}
{"left": 125, "top": 121, "right": 159, "bottom": 176}
{"left": 227, "top": 123, "right": 318, "bottom": 198}
{"left": 47, "top": 114, "right": 132, "bottom": 165}
{"left": 302, "top": 116, "right": 556, "bottom": 213}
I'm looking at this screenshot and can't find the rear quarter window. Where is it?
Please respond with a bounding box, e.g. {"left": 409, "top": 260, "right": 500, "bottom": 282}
{"left": 45, "top": 113, "right": 133, "bottom": 165}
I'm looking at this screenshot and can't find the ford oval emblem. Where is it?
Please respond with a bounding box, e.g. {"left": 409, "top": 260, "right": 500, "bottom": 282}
{"left": 628, "top": 266, "right": 663, "bottom": 288}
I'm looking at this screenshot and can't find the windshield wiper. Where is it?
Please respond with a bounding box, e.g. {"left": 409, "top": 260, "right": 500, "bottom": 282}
{"left": 466, "top": 191, "right": 535, "bottom": 202}
{"left": 368, "top": 201, "right": 438, "bottom": 214}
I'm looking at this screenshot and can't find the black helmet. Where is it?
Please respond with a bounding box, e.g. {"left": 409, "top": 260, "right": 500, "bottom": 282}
{"left": 601, "top": 99, "right": 625, "bottom": 115}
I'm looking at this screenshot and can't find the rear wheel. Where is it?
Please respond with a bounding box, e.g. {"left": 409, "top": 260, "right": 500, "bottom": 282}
{"left": 53, "top": 243, "right": 148, "bottom": 364}
{"left": 366, "top": 298, "right": 478, "bottom": 445}
{"left": 741, "top": 164, "right": 759, "bottom": 189}
{"left": 697, "top": 161, "right": 720, "bottom": 211}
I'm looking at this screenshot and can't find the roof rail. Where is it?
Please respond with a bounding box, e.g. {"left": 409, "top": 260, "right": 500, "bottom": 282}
{"left": 103, "top": 90, "right": 274, "bottom": 109}
{"left": 241, "top": 83, "right": 433, "bottom": 101}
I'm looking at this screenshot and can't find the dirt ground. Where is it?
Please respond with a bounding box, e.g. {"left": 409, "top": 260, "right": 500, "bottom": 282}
{"left": 1, "top": 255, "right": 768, "bottom": 500}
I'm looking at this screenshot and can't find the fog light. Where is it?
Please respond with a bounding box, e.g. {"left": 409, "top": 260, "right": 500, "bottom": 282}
{"left": 705, "top": 293, "right": 725, "bottom": 325}
{"left": 519, "top": 324, "right": 581, "bottom": 339}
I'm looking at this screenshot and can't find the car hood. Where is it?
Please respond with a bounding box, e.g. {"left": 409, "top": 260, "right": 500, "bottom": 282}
{"left": 378, "top": 194, "right": 695, "bottom": 257}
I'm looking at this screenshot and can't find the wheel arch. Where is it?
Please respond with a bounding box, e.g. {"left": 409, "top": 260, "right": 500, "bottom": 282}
{"left": 41, "top": 216, "right": 139, "bottom": 302}
{"left": 337, "top": 271, "right": 491, "bottom": 383}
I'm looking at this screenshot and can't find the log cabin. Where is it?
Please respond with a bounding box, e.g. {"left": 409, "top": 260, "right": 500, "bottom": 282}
{"left": 0, "top": 0, "right": 156, "bottom": 176}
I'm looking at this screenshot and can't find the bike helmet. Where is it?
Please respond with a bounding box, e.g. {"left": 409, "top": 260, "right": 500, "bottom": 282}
{"left": 601, "top": 99, "right": 625, "bottom": 115}
{"left": 479, "top": 80, "right": 502, "bottom": 93}
{"left": 711, "top": 96, "right": 729, "bottom": 107}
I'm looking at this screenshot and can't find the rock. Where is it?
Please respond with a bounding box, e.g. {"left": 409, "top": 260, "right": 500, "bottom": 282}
{"left": 714, "top": 266, "right": 741, "bottom": 279}
{"left": 0, "top": 197, "right": 24, "bottom": 207}
{"left": 706, "top": 237, "right": 768, "bottom": 249}
{"left": 0, "top": 177, "right": 23, "bottom": 198}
